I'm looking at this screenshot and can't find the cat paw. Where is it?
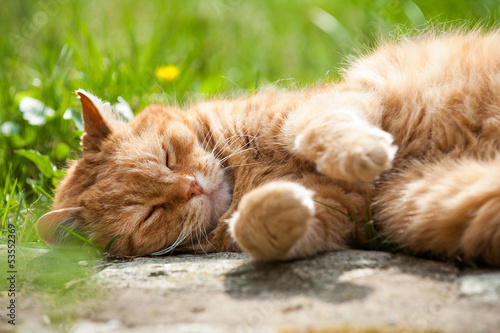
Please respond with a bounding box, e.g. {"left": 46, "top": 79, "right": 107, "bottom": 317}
{"left": 338, "top": 129, "right": 397, "bottom": 182}
{"left": 297, "top": 127, "right": 397, "bottom": 182}
{"left": 228, "top": 181, "right": 314, "bottom": 261}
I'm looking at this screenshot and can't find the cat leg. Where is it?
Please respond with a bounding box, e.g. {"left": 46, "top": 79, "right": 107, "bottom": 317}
{"left": 228, "top": 177, "right": 372, "bottom": 261}
{"left": 283, "top": 90, "right": 397, "bottom": 182}
{"left": 376, "top": 157, "right": 500, "bottom": 266}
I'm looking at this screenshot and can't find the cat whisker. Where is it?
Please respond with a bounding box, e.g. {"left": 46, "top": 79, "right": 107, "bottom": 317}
{"left": 211, "top": 132, "right": 231, "bottom": 158}
{"left": 199, "top": 224, "right": 217, "bottom": 253}
{"left": 151, "top": 230, "right": 190, "bottom": 255}
{"left": 213, "top": 125, "right": 263, "bottom": 163}
{"left": 209, "top": 112, "right": 262, "bottom": 162}
{"left": 223, "top": 162, "right": 261, "bottom": 169}
{"left": 191, "top": 226, "right": 198, "bottom": 250}
{"left": 217, "top": 146, "right": 258, "bottom": 165}
{"left": 197, "top": 115, "right": 215, "bottom": 146}
{"left": 210, "top": 119, "right": 243, "bottom": 154}
{"left": 195, "top": 219, "right": 210, "bottom": 255}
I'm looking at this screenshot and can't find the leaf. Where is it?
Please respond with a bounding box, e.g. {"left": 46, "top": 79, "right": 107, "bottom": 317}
{"left": 19, "top": 97, "right": 55, "bottom": 126}
{"left": 63, "top": 107, "right": 84, "bottom": 131}
{"left": 308, "top": 7, "right": 352, "bottom": 51}
{"left": 15, "top": 149, "right": 55, "bottom": 178}
{"left": 402, "top": 1, "right": 427, "bottom": 26}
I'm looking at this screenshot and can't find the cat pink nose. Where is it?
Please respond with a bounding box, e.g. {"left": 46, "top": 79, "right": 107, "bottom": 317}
{"left": 187, "top": 180, "right": 204, "bottom": 199}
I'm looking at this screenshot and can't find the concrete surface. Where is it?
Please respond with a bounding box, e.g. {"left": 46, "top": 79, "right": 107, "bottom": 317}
{"left": 4, "top": 250, "right": 500, "bottom": 333}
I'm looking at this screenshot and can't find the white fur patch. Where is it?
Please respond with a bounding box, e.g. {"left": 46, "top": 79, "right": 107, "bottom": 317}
{"left": 294, "top": 134, "right": 305, "bottom": 152}
{"left": 226, "top": 211, "right": 240, "bottom": 240}
{"left": 264, "top": 181, "right": 316, "bottom": 215}
{"left": 194, "top": 171, "right": 232, "bottom": 221}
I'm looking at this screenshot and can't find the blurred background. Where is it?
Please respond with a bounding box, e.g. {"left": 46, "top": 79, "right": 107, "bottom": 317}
{"left": 0, "top": 1, "right": 498, "bottom": 329}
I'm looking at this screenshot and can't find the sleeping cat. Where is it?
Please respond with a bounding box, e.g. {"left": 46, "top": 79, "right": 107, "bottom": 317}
{"left": 37, "top": 31, "right": 500, "bottom": 266}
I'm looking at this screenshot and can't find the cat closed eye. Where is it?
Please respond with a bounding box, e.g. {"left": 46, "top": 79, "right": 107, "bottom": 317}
{"left": 143, "top": 207, "right": 157, "bottom": 222}
{"left": 162, "top": 146, "right": 171, "bottom": 169}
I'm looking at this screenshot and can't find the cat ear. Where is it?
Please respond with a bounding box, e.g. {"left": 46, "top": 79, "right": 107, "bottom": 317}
{"left": 36, "top": 207, "right": 90, "bottom": 247}
{"left": 76, "top": 89, "right": 124, "bottom": 151}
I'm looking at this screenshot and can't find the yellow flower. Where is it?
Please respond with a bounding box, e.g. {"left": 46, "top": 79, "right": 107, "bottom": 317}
{"left": 155, "top": 65, "right": 180, "bottom": 82}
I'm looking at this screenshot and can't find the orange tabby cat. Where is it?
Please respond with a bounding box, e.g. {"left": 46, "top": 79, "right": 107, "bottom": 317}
{"left": 37, "top": 31, "right": 500, "bottom": 266}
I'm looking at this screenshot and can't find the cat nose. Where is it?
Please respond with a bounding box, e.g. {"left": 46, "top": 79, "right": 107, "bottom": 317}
{"left": 187, "top": 179, "right": 204, "bottom": 199}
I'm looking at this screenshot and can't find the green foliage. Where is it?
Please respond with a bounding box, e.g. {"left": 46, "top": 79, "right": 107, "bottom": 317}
{"left": 16, "top": 149, "right": 57, "bottom": 179}
{"left": 0, "top": 246, "right": 106, "bottom": 329}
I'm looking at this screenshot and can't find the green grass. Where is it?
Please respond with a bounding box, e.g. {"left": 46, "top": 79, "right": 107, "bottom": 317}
{"left": 0, "top": 0, "right": 496, "bottom": 329}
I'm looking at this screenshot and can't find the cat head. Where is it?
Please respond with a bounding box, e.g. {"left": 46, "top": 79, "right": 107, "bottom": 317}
{"left": 36, "top": 90, "right": 232, "bottom": 256}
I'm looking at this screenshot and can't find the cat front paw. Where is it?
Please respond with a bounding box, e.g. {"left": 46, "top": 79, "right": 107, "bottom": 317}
{"left": 331, "top": 128, "right": 397, "bottom": 182}
{"left": 296, "top": 126, "right": 397, "bottom": 182}
{"left": 228, "top": 181, "right": 314, "bottom": 261}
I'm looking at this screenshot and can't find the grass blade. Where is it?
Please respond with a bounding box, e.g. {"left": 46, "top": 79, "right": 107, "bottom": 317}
{"left": 1, "top": 166, "right": 13, "bottom": 205}
{"left": 1, "top": 179, "right": 18, "bottom": 237}
{"left": 11, "top": 191, "right": 24, "bottom": 241}
{"left": 13, "top": 191, "right": 24, "bottom": 226}
{"left": 104, "top": 234, "right": 120, "bottom": 252}
{"left": 23, "top": 222, "right": 38, "bottom": 244}
{"left": 20, "top": 194, "right": 41, "bottom": 243}
{"left": 33, "top": 183, "right": 54, "bottom": 201}
{"left": 313, "top": 199, "right": 361, "bottom": 224}
{"left": 466, "top": 258, "right": 478, "bottom": 270}
{"left": 59, "top": 225, "right": 102, "bottom": 250}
